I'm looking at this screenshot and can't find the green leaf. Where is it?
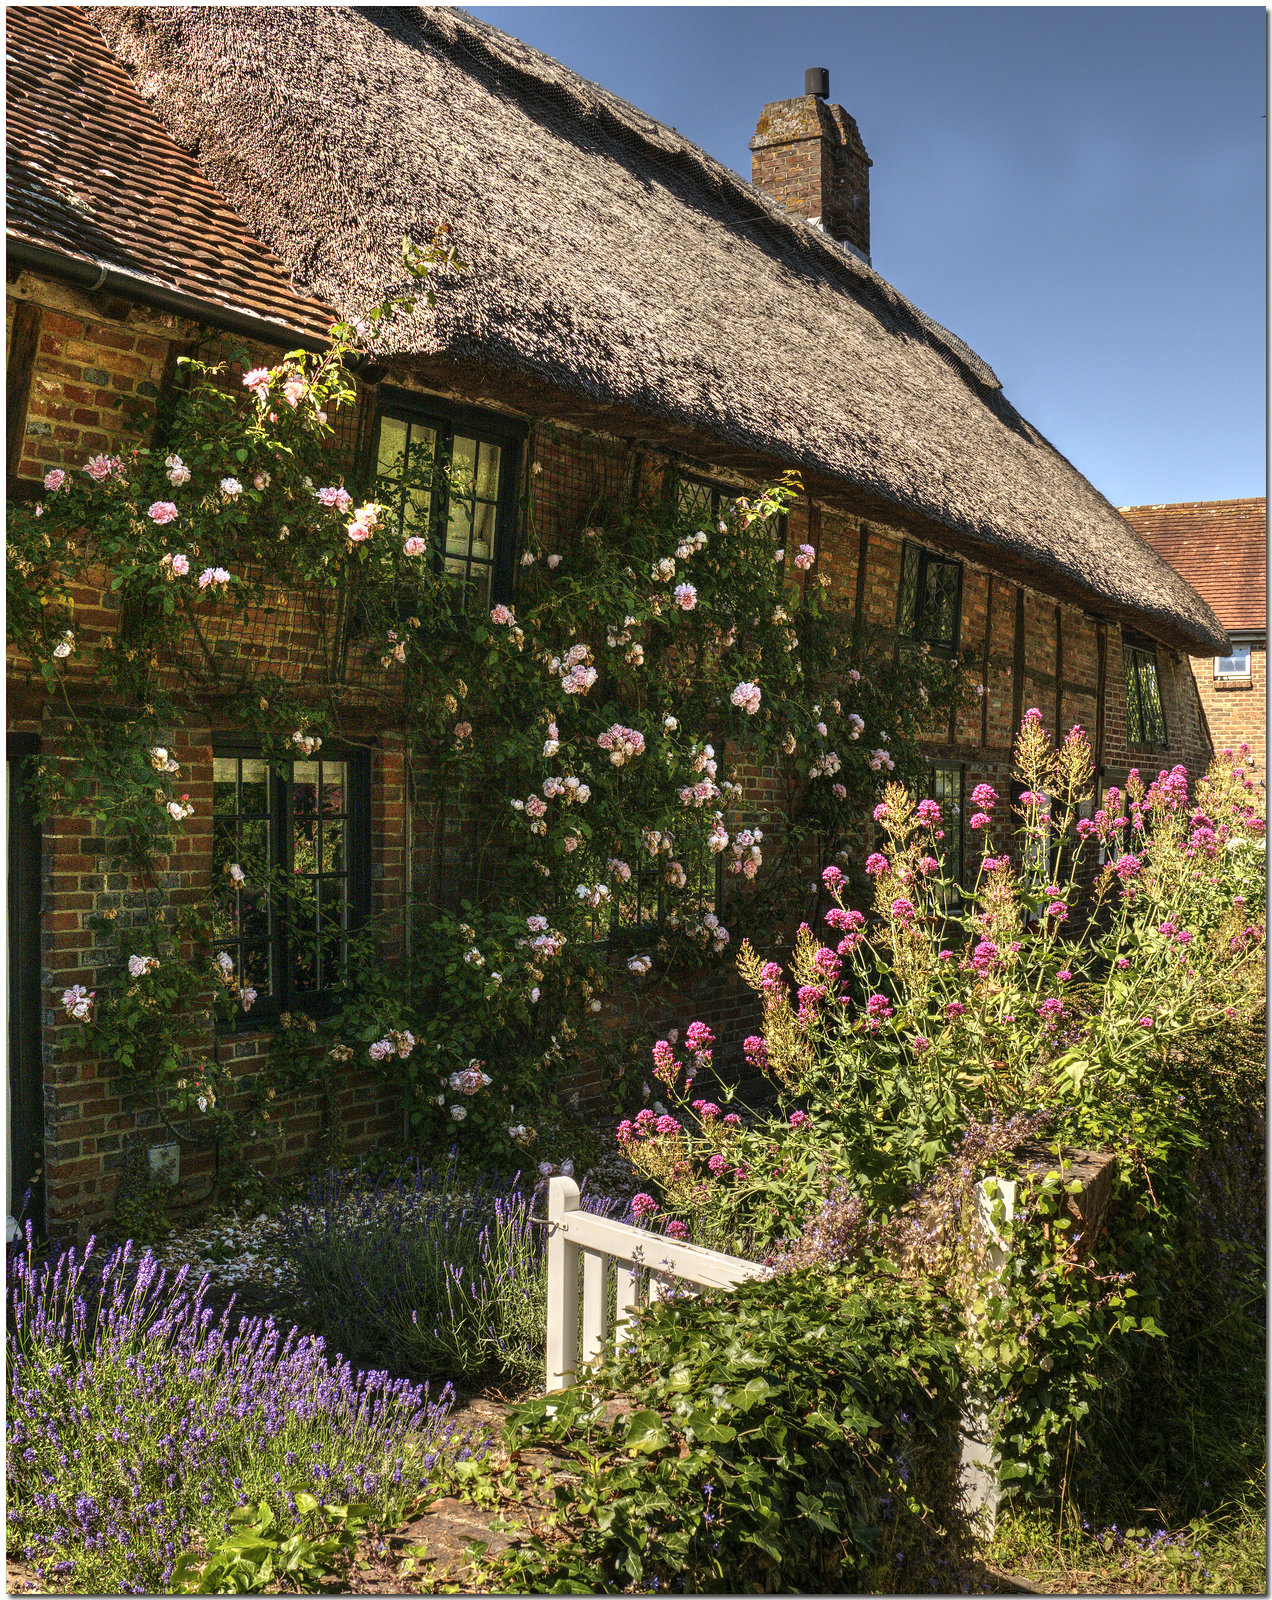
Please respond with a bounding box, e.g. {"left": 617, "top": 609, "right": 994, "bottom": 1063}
{"left": 623, "top": 1409, "right": 669, "bottom": 1452}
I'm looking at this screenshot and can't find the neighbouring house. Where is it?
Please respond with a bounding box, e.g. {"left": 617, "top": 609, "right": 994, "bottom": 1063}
{"left": 1120, "top": 499, "right": 1267, "bottom": 789}
{"left": 6, "top": 6, "right": 1226, "bottom": 1241}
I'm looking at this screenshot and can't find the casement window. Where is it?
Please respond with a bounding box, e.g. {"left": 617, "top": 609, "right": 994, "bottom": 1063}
{"left": 898, "top": 542, "right": 962, "bottom": 655}
{"left": 374, "top": 395, "right": 524, "bottom": 610}
{"left": 1215, "top": 644, "right": 1252, "bottom": 679}
{"left": 212, "top": 746, "right": 370, "bottom": 1024}
{"left": 1123, "top": 639, "right": 1168, "bottom": 748}
{"left": 929, "top": 760, "right": 964, "bottom": 900}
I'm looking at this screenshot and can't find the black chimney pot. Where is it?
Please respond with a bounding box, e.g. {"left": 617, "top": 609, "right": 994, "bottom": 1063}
{"left": 805, "top": 67, "right": 829, "bottom": 99}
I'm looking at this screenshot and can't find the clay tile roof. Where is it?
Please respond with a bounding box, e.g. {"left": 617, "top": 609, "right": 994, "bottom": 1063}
{"left": 1119, "top": 499, "right": 1267, "bottom": 636}
{"left": 5, "top": 6, "right": 334, "bottom": 339}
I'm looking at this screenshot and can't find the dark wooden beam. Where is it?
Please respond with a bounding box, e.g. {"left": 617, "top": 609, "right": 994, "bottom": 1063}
{"left": 6, "top": 300, "right": 42, "bottom": 482}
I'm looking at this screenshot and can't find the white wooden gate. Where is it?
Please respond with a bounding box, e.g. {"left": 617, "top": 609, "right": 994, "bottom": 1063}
{"left": 544, "top": 1175, "right": 763, "bottom": 1391}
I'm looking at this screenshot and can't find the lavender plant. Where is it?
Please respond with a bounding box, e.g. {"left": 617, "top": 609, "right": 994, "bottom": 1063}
{"left": 283, "top": 1159, "right": 622, "bottom": 1386}
{"left": 7, "top": 1232, "right": 486, "bottom": 1594}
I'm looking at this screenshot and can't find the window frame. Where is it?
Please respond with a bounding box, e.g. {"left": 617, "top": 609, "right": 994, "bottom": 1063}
{"left": 898, "top": 540, "right": 963, "bottom": 656}
{"left": 1123, "top": 636, "right": 1169, "bottom": 749}
{"left": 211, "top": 740, "right": 371, "bottom": 1029}
{"left": 373, "top": 390, "right": 526, "bottom": 610}
{"left": 673, "top": 471, "right": 790, "bottom": 582}
{"left": 1214, "top": 644, "right": 1253, "bottom": 679}
{"left": 928, "top": 759, "right": 965, "bottom": 904}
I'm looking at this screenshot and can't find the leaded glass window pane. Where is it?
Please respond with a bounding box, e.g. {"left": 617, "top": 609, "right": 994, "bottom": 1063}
{"left": 212, "top": 754, "right": 276, "bottom": 1003}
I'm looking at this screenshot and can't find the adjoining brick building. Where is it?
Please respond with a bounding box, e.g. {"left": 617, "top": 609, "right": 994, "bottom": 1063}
{"left": 7, "top": 8, "right": 1226, "bottom": 1240}
{"left": 1120, "top": 499, "right": 1267, "bottom": 789}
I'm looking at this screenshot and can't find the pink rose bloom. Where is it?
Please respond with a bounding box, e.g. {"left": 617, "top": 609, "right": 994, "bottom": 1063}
{"left": 147, "top": 501, "right": 179, "bottom": 525}
{"left": 832, "top": 783, "right": 846, "bottom": 799}
{"left": 43, "top": 469, "right": 65, "bottom": 492}
{"left": 673, "top": 582, "right": 697, "bottom": 610}
{"left": 242, "top": 367, "right": 272, "bottom": 399}
{"left": 403, "top": 536, "right": 427, "bottom": 557}
{"left": 490, "top": 604, "right": 515, "bottom": 626}
{"left": 170, "top": 554, "right": 189, "bottom": 576}
{"left": 848, "top": 668, "right": 861, "bottom": 682}
{"left": 793, "top": 544, "right": 816, "bottom": 570}
{"left": 82, "top": 454, "right": 120, "bottom": 481}
{"left": 317, "top": 486, "right": 353, "bottom": 511}
{"left": 282, "top": 376, "right": 306, "bottom": 407}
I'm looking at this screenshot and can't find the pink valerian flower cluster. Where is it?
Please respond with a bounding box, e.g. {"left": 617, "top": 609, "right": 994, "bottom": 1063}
{"left": 743, "top": 1034, "right": 770, "bottom": 1073}
{"left": 597, "top": 724, "right": 646, "bottom": 766}
{"left": 796, "top": 984, "right": 826, "bottom": 1024}
{"left": 758, "top": 961, "right": 784, "bottom": 999}
{"left": 792, "top": 544, "right": 816, "bottom": 570}
{"left": 825, "top": 905, "right": 865, "bottom": 953}
{"left": 630, "top": 1193, "right": 659, "bottom": 1219}
{"left": 970, "top": 783, "right": 998, "bottom": 811}
{"left": 731, "top": 680, "right": 762, "bottom": 715}
{"left": 915, "top": 798, "right": 942, "bottom": 827}
{"left": 864, "top": 852, "right": 889, "bottom": 877}
{"left": 890, "top": 897, "right": 917, "bottom": 923}
{"left": 651, "top": 1037, "right": 679, "bottom": 1086}
{"left": 971, "top": 939, "right": 1000, "bottom": 976}
{"left": 969, "top": 811, "right": 992, "bottom": 832}
{"left": 1038, "top": 997, "right": 1065, "bottom": 1030}
{"left": 813, "top": 945, "right": 842, "bottom": 983}
{"left": 666, "top": 1219, "right": 690, "bottom": 1240}
{"left": 822, "top": 863, "right": 844, "bottom": 892}
{"left": 62, "top": 984, "right": 95, "bottom": 1022}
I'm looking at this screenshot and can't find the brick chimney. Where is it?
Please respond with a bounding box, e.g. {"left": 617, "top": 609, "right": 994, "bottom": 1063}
{"left": 749, "top": 68, "right": 872, "bottom": 263}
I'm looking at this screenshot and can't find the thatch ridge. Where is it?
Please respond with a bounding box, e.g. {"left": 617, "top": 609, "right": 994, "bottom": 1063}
{"left": 90, "top": 4, "right": 1227, "bottom": 654}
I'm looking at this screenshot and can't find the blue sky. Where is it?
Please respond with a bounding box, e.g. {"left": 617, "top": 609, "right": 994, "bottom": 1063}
{"left": 467, "top": 6, "right": 1266, "bottom": 508}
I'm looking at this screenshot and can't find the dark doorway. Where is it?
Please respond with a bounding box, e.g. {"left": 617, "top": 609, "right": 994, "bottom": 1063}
{"left": 8, "top": 733, "right": 45, "bottom": 1238}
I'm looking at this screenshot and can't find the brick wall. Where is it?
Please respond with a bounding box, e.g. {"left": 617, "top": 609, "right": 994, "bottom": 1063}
{"left": 1188, "top": 645, "right": 1266, "bottom": 789}
{"left": 7, "top": 268, "right": 1227, "bottom": 1238}
{"left": 750, "top": 94, "right": 871, "bottom": 258}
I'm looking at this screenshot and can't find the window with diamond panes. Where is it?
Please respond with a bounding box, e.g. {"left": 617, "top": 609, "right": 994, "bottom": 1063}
{"left": 1123, "top": 642, "right": 1168, "bottom": 748}
{"left": 212, "top": 750, "right": 369, "bottom": 1023}
{"left": 899, "top": 542, "right": 962, "bottom": 654}
{"left": 375, "top": 399, "right": 522, "bottom": 610}
{"left": 929, "top": 761, "right": 964, "bottom": 903}
{"left": 675, "top": 473, "right": 788, "bottom": 576}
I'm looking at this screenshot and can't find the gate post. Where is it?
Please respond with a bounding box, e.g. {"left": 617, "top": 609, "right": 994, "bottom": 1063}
{"left": 545, "top": 1175, "right": 581, "bottom": 1392}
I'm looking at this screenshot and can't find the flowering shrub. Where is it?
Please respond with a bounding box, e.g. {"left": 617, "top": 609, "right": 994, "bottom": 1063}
{"left": 6, "top": 232, "right": 964, "bottom": 1172}
{"left": 610, "top": 717, "right": 1265, "bottom": 1492}
{"left": 6, "top": 1231, "right": 487, "bottom": 1594}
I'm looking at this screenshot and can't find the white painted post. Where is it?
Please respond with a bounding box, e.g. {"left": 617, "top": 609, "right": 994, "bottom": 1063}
{"left": 581, "top": 1247, "right": 607, "bottom": 1366}
{"left": 959, "top": 1175, "right": 1016, "bottom": 1536}
{"left": 546, "top": 1175, "right": 581, "bottom": 1392}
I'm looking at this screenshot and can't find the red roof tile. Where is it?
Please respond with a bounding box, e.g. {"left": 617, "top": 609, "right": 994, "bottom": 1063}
{"left": 1119, "top": 499, "right": 1266, "bottom": 634}
{"left": 6, "top": 7, "right": 334, "bottom": 339}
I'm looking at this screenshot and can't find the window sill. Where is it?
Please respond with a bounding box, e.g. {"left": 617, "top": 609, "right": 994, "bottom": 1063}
{"left": 1213, "top": 678, "right": 1254, "bottom": 691}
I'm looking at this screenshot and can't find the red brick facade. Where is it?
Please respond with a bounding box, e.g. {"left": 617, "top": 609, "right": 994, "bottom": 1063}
{"left": 6, "top": 267, "right": 1223, "bottom": 1240}
{"left": 750, "top": 87, "right": 872, "bottom": 258}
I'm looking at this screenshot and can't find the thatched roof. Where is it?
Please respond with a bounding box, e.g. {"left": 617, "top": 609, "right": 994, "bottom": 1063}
{"left": 78, "top": 8, "right": 1226, "bottom": 652}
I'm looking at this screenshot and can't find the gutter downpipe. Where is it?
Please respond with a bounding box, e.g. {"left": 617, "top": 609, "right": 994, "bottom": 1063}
{"left": 6, "top": 237, "right": 332, "bottom": 354}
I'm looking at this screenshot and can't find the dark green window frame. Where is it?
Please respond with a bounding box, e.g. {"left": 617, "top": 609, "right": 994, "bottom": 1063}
{"left": 1123, "top": 638, "right": 1168, "bottom": 749}
{"left": 899, "top": 541, "right": 962, "bottom": 655}
{"left": 929, "top": 760, "right": 965, "bottom": 902}
{"left": 675, "top": 471, "right": 792, "bottom": 595}
{"left": 374, "top": 392, "right": 525, "bottom": 610}
{"left": 212, "top": 742, "right": 371, "bottom": 1028}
